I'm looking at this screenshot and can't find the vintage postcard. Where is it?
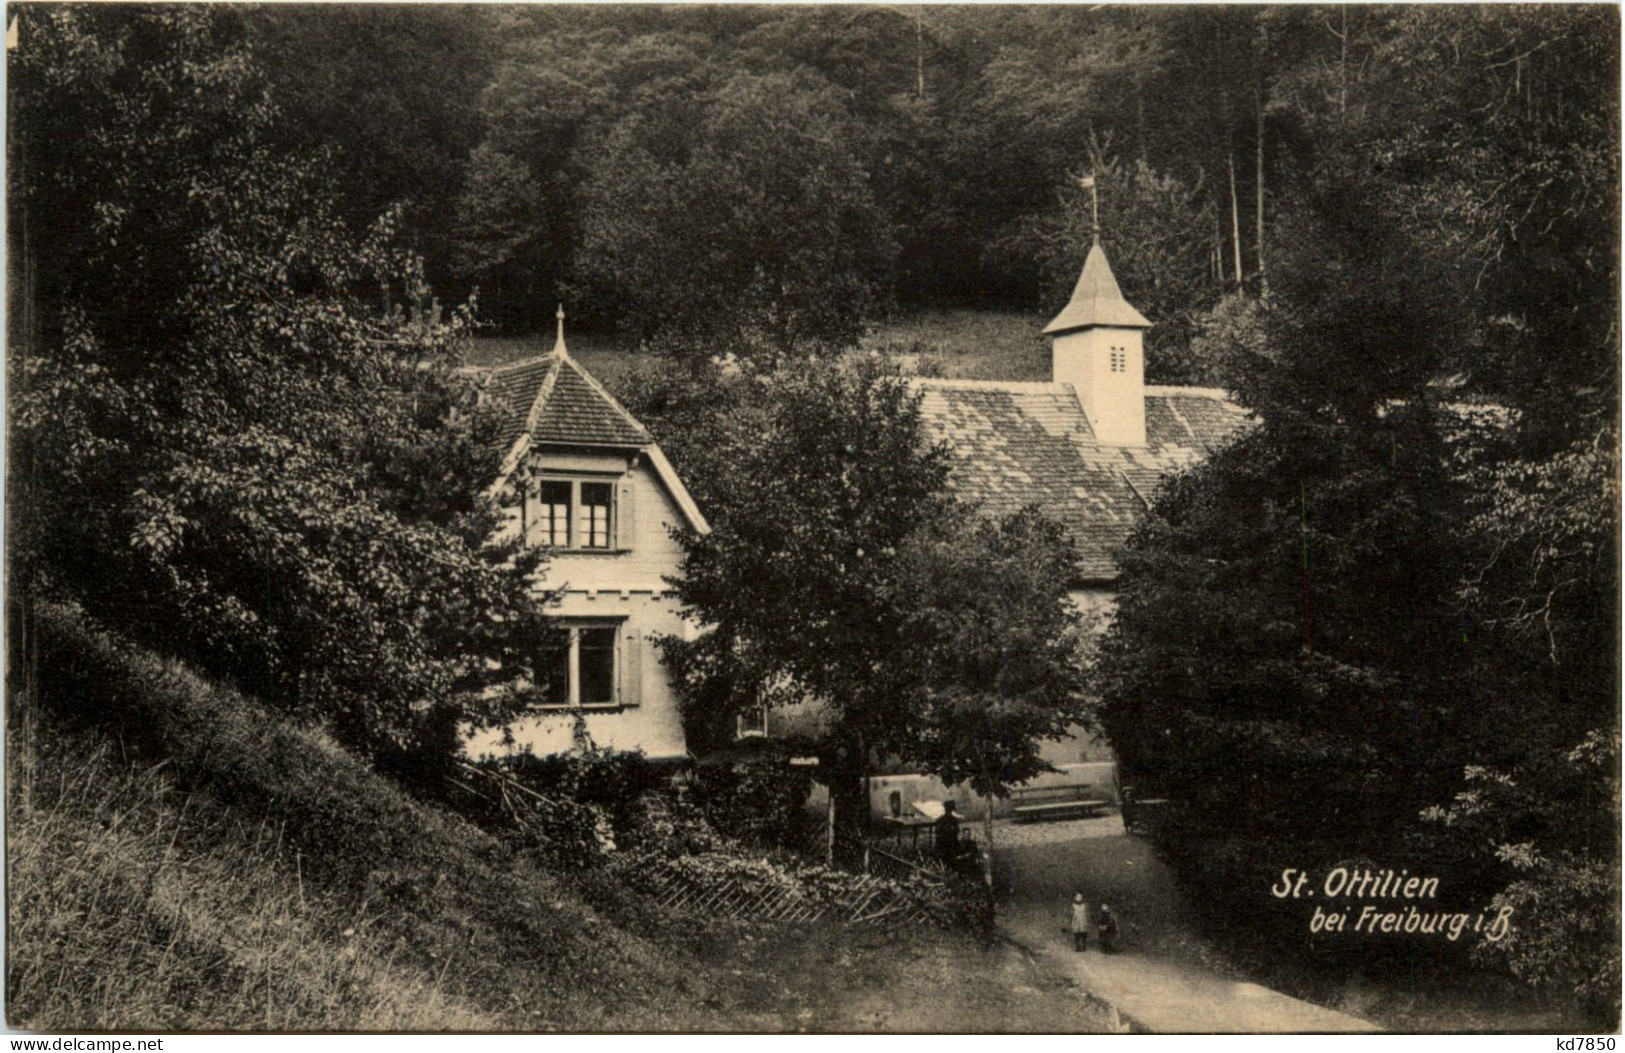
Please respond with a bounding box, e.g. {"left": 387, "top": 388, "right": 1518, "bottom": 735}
{"left": 7, "top": 3, "right": 1619, "bottom": 1039}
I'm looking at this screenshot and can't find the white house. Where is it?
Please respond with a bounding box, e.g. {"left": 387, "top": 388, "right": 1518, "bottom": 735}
{"left": 462, "top": 311, "right": 708, "bottom": 763}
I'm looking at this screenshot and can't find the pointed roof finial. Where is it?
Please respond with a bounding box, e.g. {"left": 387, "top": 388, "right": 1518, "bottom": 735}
{"left": 1078, "top": 170, "right": 1101, "bottom": 246}
{"left": 554, "top": 302, "right": 569, "bottom": 358}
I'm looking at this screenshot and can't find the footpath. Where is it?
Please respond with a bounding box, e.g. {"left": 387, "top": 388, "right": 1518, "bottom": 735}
{"left": 991, "top": 819, "right": 1379, "bottom": 1033}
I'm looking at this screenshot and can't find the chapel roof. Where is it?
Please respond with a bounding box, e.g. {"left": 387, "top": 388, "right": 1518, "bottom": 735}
{"left": 912, "top": 379, "right": 1250, "bottom": 581}
{"left": 1041, "top": 239, "right": 1153, "bottom": 335}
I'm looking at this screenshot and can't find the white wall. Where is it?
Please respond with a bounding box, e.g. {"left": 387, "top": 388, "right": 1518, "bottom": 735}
{"left": 1052, "top": 327, "right": 1147, "bottom": 446}
{"left": 462, "top": 592, "right": 692, "bottom": 761}
{"left": 466, "top": 447, "right": 699, "bottom": 762}
{"left": 1038, "top": 586, "right": 1119, "bottom": 765}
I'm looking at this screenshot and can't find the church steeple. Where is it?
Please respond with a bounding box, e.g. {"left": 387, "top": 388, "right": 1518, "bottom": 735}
{"left": 1042, "top": 240, "right": 1152, "bottom": 337}
{"left": 1044, "top": 239, "right": 1151, "bottom": 447}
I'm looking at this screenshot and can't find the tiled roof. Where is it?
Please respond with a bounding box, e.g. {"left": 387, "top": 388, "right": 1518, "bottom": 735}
{"left": 481, "top": 352, "right": 652, "bottom": 453}
{"left": 914, "top": 380, "right": 1251, "bottom": 581}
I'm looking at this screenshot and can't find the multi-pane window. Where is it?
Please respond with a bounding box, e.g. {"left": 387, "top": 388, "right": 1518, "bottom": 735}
{"left": 525, "top": 477, "right": 618, "bottom": 550}
{"left": 580, "top": 483, "right": 613, "bottom": 550}
{"left": 1109, "top": 347, "right": 1127, "bottom": 373}
{"left": 536, "top": 480, "right": 572, "bottom": 547}
{"left": 532, "top": 623, "right": 623, "bottom": 708}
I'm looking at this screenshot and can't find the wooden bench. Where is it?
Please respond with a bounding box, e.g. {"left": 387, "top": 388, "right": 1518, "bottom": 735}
{"left": 1009, "top": 784, "right": 1110, "bottom": 823}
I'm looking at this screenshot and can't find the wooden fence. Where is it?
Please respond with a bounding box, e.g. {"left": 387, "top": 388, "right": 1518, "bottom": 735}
{"left": 633, "top": 855, "right": 943, "bottom": 926}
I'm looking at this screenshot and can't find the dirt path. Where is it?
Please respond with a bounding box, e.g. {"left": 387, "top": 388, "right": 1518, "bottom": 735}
{"left": 711, "top": 923, "right": 1116, "bottom": 1032}
{"left": 992, "top": 827, "right": 1379, "bottom": 1033}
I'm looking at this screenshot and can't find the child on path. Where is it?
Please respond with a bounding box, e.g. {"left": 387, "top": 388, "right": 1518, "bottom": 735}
{"left": 1097, "top": 903, "right": 1120, "bottom": 954}
{"left": 1069, "top": 893, "right": 1091, "bottom": 952}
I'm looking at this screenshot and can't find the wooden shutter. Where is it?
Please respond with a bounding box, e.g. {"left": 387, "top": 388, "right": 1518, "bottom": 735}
{"left": 521, "top": 483, "right": 539, "bottom": 546}
{"left": 615, "top": 474, "right": 637, "bottom": 551}
{"left": 618, "top": 623, "right": 642, "bottom": 707}
{"left": 497, "top": 483, "right": 524, "bottom": 545}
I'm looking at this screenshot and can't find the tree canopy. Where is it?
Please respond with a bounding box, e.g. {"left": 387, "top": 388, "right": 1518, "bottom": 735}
{"left": 653, "top": 358, "right": 1088, "bottom": 860}
{"left": 10, "top": 6, "right": 552, "bottom": 761}
{"left": 1090, "top": 6, "right": 1618, "bottom": 1020}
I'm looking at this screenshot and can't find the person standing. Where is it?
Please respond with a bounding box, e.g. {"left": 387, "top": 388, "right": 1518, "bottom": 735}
{"left": 935, "top": 800, "right": 961, "bottom": 865}
{"left": 1097, "top": 903, "right": 1120, "bottom": 954}
{"left": 1070, "top": 893, "right": 1091, "bottom": 952}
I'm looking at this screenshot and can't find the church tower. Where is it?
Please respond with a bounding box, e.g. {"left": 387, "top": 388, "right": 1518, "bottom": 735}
{"left": 1043, "top": 236, "right": 1152, "bottom": 447}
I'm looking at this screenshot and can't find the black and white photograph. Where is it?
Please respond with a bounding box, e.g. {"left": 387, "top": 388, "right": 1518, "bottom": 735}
{"left": 5, "top": 2, "right": 1620, "bottom": 1037}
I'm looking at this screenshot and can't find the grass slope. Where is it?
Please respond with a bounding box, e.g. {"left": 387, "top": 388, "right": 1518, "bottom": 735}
{"left": 463, "top": 308, "right": 1054, "bottom": 400}
{"left": 11, "top": 602, "right": 721, "bottom": 1030}
{"left": 859, "top": 309, "right": 1051, "bottom": 382}
{"left": 9, "top": 602, "right": 1109, "bottom": 1033}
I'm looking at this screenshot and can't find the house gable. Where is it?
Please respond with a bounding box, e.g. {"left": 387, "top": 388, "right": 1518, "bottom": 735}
{"left": 476, "top": 350, "right": 707, "bottom": 536}
{"left": 460, "top": 331, "right": 705, "bottom": 764}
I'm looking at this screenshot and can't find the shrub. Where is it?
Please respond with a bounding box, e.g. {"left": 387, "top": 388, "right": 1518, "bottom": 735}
{"left": 439, "top": 760, "right": 614, "bottom": 870}
{"left": 1472, "top": 852, "right": 1621, "bottom": 1027}
{"left": 618, "top": 788, "right": 727, "bottom": 858}
{"left": 498, "top": 719, "right": 669, "bottom": 834}
{"left": 690, "top": 753, "right": 816, "bottom": 851}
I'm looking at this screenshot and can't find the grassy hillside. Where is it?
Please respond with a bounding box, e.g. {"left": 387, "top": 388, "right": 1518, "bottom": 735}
{"left": 8, "top": 602, "right": 1109, "bottom": 1032}
{"left": 859, "top": 309, "right": 1051, "bottom": 382}
{"left": 463, "top": 308, "right": 1054, "bottom": 399}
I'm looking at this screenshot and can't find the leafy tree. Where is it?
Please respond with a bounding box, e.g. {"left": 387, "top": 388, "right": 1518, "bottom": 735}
{"left": 1093, "top": 11, "right": 1619, "bottom": 1017}
{"left": 1093, "top": 171, "right": 1481, "bottom": 943}
{"left": 658, "top": 356, "right": 1096, "bottom": 865}
{"left": 448, "top": 17, "right": 719, "bottom": 332}
{"left": 246, "top": 5, "right": 500, "bottom": 292}
{"left": 658, "top": 356, "right": 952, "bottom": 858}
{"left": 450, "top": 144, "right": 553, "bottom": 327}
{"left": 575, "top": 69, "right": 897, "bottom": 358}
{"left": 1424, "top": 428, "right": 1621, "bottom": 1023}
{"left": 10, "top": 6, "right": 551, "bottom": 764}
{"left": 889, "top": 506, "right": 1091, "bottom": 884}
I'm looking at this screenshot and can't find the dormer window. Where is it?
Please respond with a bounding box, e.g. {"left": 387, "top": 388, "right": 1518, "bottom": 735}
{"left": 523, "top": 476, "right": 623, "bottom": 551}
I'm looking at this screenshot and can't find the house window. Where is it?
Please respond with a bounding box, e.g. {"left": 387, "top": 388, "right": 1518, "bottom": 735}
{"left": 526, "top": 477, "right": 620, "bottom": 551}
{"left": 537, "top": 480, "right": 572, "bottom": 547}
{"left": 580, "top": 482, "right": 613, "bottom": 550}
{"left": 736, "top": 705, "right": 768, "bottom": 740}
{"left": 532, "top": 622, "right": 624, "bottom": 708}
{"left": 1110, "top": 348, "right": 1127, "bottom": 373}
{"left": 534, "top": 632, "right": 571, "bottom": 706}
{"left": 578, "top": 626, "right": 617, "bottom": 705}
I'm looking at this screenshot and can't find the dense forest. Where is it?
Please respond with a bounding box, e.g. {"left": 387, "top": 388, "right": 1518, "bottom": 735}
{"left": 251, "top": 3, "right": 1619, "bottom": 1020}
{"left": 240, "top": 5, "right": 1612, "bottom": 390}
{"left": 10, "top": 3, "right": 1619, "bottom": 1029}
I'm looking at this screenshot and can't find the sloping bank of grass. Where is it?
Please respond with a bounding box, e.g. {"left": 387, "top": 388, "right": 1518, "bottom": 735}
{"left": 10, "top": 600, "right": 728, "bottom": 1030}
{"left": 9, "top": 601, "right": 1109, "bottom": 1032}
